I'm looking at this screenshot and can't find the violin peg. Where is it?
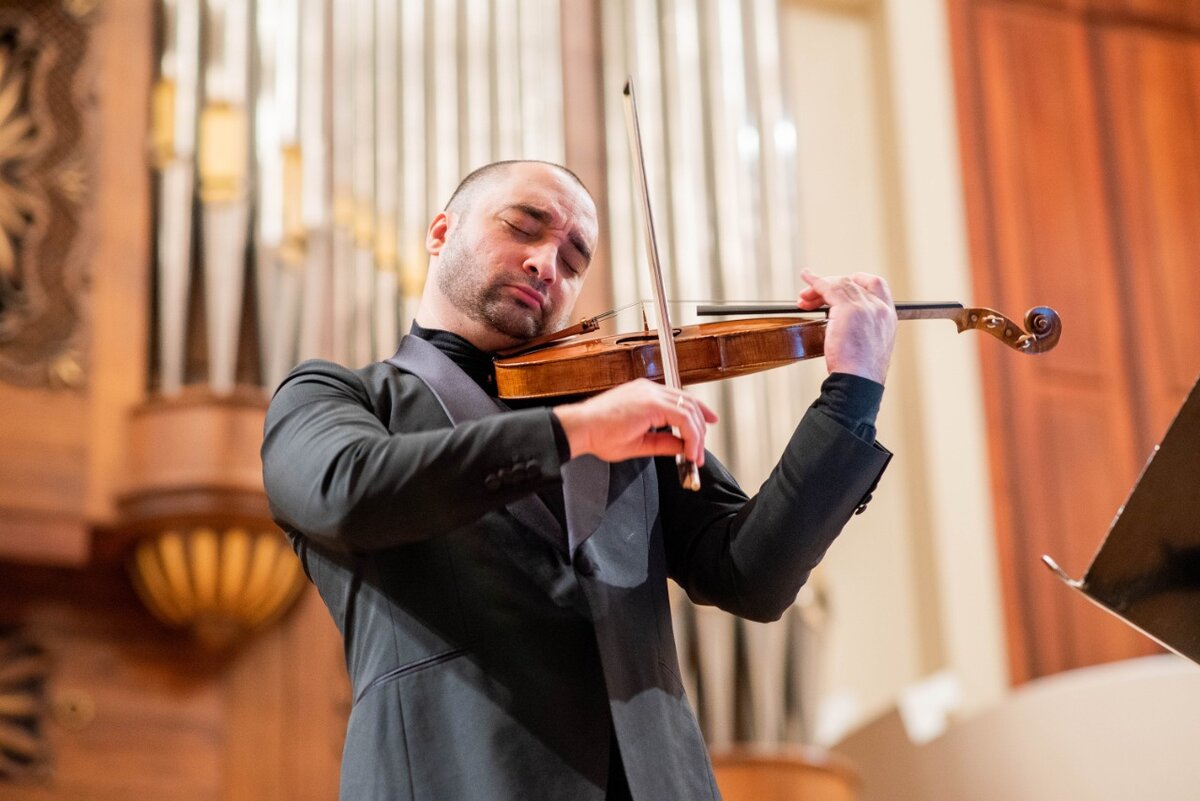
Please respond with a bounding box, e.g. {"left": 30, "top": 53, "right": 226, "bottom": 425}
{"left": 953, "top": 305, "right": 1062, "bottom": 354}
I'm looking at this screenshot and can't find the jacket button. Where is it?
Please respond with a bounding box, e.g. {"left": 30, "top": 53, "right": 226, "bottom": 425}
{"left": 854, "top": 493, "right": 873, "bottom": 515}
{"left": 484, "top": 474, "right": 501, "bottom": 491}
{"left": 573, "top": 553, "right": 596, "bottom": 577}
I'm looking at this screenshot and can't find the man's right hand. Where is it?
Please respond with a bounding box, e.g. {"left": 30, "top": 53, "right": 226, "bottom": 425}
{"left": 553, "top": 379, "right": 718, "bottom": 465}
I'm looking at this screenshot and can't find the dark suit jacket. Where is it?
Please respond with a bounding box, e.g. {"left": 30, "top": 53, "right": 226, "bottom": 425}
{"left": 261, "top": 335, "right": 891, "bottom": 801}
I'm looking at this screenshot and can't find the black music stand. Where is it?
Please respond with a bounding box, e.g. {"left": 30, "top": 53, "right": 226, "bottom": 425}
{"left": 1043, "top": 375, "right": 1200, "bottom": 666}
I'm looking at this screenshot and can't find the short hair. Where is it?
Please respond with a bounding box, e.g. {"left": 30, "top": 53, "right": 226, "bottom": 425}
{"left": 443, "top": 160, "right": 591, "bottom": 214}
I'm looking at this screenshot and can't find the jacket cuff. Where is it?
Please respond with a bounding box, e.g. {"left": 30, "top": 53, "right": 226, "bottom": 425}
{"left": 812, "top": 372, "right": 885, "bottom": 443}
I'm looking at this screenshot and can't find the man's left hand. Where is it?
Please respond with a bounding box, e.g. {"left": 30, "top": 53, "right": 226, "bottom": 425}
{"left": 797, "top": 269, "right": 897, "bottom": 385}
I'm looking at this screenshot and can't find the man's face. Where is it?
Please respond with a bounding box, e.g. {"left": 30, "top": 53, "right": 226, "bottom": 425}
{"left": 432, "top": 163, "right": 599, "bottom": 343}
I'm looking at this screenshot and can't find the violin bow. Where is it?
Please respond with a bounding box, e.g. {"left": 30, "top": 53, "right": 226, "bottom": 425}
{"left": 624, "top": 78, "right": 701, "bottom": 491}
{"left": 695, "top": 302, "right": 1062, "bottom": 355}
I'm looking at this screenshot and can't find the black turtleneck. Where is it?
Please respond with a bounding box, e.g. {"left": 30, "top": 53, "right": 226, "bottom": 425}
{"left": 410, "top": 321, "right": 502, "bottom": 395}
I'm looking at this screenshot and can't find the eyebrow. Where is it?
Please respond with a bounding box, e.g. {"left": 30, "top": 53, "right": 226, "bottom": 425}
{"left": 508, "top": 203, "right": 593, "bottom": 264}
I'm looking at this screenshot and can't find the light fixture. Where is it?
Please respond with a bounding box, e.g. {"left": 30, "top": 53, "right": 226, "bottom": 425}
{"left": 129, "top": 526, "right": 305, "bottom": 649}
{"left": 119, "top": 386, "right": 306, "bottom": 648}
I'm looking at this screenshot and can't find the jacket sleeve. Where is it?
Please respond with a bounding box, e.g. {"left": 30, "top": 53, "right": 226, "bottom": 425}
{"left": 261, "top": 360, "right": 565, "bottom": 551}
{"left": 660, "top": 405, "right": 892, "bottom": 623}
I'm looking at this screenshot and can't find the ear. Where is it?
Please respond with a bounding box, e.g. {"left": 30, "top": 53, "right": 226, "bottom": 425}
{"left": 426, "top": 211, "right": 451, "bottom": 256}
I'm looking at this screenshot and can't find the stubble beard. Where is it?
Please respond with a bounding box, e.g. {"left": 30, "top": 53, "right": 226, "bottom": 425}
{"left": 436, "top": 236, "right": 556, "bottom": 341}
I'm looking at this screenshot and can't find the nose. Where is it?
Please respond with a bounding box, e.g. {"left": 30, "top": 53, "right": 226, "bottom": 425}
{"left": 523, "top": 241, "right": 558, "bottom": 284}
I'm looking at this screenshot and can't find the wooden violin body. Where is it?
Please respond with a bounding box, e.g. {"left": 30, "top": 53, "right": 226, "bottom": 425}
{"left": 493, "top": 304, "right": 1061, "bottom": 400}
{"left": 495, "top": 317, "right": 826, "bottom": 399}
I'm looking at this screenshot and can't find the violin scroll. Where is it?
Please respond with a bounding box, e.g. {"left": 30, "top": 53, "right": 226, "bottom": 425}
{"left": 956, "top": 306, "right": 1062, "bottom": 354}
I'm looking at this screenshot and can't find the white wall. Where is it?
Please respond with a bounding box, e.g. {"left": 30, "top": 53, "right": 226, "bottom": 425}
{"left": 838, "top": 655, "right": 1200, "bottom": 801}
{"left": 779, "top": 0, "right": 1009, "bottom": 742}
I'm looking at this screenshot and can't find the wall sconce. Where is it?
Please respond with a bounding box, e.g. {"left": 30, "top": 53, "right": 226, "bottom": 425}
{"left": 129, "top": 526, "right": 304, "bottom": 649}
{"left": 119, "top": 387, "right": 306, "bottom": 648}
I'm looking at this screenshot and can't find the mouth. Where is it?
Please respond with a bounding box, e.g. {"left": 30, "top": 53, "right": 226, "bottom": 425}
{"left": 506, "top": 284, "right": 546, "bottom": 310}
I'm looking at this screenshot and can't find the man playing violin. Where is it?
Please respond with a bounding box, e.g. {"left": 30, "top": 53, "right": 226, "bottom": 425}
{"left": 262, "top": 160, "right": 897, "bottom": 801}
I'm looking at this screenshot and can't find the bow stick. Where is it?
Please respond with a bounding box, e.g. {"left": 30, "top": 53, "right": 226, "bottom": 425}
{"left": 624, "top": 79, "right": 701, "bottom": 491}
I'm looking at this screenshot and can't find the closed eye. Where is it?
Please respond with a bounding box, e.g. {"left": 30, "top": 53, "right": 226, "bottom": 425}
{"left": 504, "top": 220, "right": 534, "bottom": 237}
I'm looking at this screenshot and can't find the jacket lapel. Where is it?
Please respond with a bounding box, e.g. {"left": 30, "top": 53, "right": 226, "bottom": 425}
{"left": 563, "top": 455, "right": 609, "bottom": 555}
{"left": 384, "top": 336, "right": 567, "bottom": 551}
{"left": 386, "top": 335, "right": 500, "bottom": 423}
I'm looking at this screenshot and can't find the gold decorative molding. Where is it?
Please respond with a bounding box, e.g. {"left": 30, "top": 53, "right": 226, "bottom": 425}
{"left": 198, "top": 101, "right": 248, "bottom": 203}
{"left": 0, "top": 4, "right": 94, "bottom": 389}
{"left": 61, "top": 0, "right": 101, "bottom": 24}
{"left": 0, "top": 35, "right": 37, "bottom": 287}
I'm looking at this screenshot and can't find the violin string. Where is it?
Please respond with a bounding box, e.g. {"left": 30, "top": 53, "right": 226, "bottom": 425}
{"left": 660, "top": 298, "right": 787, "bottom": 305}
{"left": 588, "top": 299, "right": 799, "bottom": 332}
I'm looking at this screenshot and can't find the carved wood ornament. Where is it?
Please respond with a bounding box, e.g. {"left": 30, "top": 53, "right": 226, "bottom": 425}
{"left": 0, "top": 629, "right": 50, "bottom": 782}
{"left": 0, "top": 2, "right": 94, "bottom": 389}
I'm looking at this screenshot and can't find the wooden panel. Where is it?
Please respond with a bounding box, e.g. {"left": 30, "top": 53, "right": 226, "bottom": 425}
{"left": 0, "top": 388, "right": 87, "bottom": 516}
{"left": 996, "top": 0, "right": 1200, "bottom": 32}
{"left": 1032, "top": 391, "right": 1158, "bottom": 667}
{"left": 278, "top": 591, "right": 351, "bottom": 801}
{"left": 0, "top": 0, "right": 153, "bottom": 563}
{"left": 0, "top": 564, "right": 223, "bottom": 801}
{"left": 84, "top": 0, "right": 153, "bottom": 524}
{"left": 952, "top": 0, "right": 1200, "bottom": 681}
{"left": 224, "top": 589, "right": 347, "bottom": 801}
{"left": 0, "top": 511, "right": 89, "bottom": 567}
{"left": 996, "top": 0, "right": 1089, "bottom": 12}
{"left": 1098, "top": 26, "right": 1200, "bottom": 440}
{"left": 0, "top": 563, "right": 346, "bottom": 801}
{"left": 1087, "top": 0, "right": 1200, "bottom": 32}
{"left": 953, "top": 2, "right": 1149, "bottom": 681}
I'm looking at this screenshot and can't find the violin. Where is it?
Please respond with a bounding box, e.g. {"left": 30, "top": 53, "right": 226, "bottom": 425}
{"left": 508, "top": 78, "right": 1061, "bottom": 490}
{"left": 492, "top": 301, "right": 1062, "bottom": 400}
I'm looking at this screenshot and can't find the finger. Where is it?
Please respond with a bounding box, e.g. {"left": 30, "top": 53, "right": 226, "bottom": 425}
{"left": 797, "top": 271, "right": 827, "bottom": 310}
{"left": 670, "top": 393, "right": 717, "bottom": 465}
{"left": 797, "top": 289, "right": 825, "bottom": 310}
{"left": 851, "top": 272, "right": 893, "bottom": 306}
{"left": 662, "top": 397, "right": 706, "bottom": 464}
{"left": 680, "top": 394, "right": 706, "bottom": 433}
{"left": 634, "top": 431, "right": 687, "bottom": 459}
{"left": 801, "top": 269, "right": 848, "bottom": 296}
{"left": 800, "top": 268, "right": 824, "bottom": 288}
{"left": 669, "top": 408, "right": 703, "bottom": 465}
{"left": 803, "top": 270, "right": 858, "bottom": 307}
{"left": 799, "top": 269, "right": 828, "bottom": 296}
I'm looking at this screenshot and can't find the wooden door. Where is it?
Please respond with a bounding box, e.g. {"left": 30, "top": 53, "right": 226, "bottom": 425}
{"left": 949, "top": 0, "right": 1200, "bottom": 682}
